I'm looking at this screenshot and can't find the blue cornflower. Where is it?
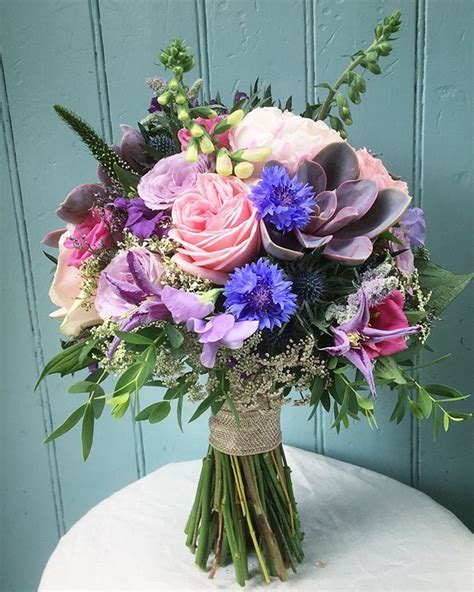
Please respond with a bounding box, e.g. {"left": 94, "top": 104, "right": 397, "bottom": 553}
{"left": 224, "top": 258, "right": 298, "bottom": 330}
{"left": 249, "top": 165, "right": 315, "bottom": 232}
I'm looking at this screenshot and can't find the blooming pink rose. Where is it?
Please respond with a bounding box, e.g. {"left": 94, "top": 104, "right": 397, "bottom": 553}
{"left": 169, "top": 173, "right": 260, "bottom": 284}
{"left": 178, "top": 115, "right": 231, "bottom": 151}
{"left": 365, "top": 290, "right": 411, "bottom": 359}
{"left": 64, "top": 209, "right": 113, "bottom": 268}
{"left": 229, "top": 107, "right": 343, "bottom": 174}
{"left": 49, "top": 231, "right": 101, "bottom": 336}
{"left": 137, "top": 152, "right": 210, "bottom": 211}
{"left": 95, "top": 247, "right": 164, "bottom": 321}
{"left": 356, "top": 148, "right": 409, "bottom": 193}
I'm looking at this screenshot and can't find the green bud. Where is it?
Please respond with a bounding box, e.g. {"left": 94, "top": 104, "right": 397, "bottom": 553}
{"left": 175, "top": 93, "right": 186, "bottom": 105}
{"left": 188, "top": 106, "right": 217, "bottom": 119}
{"left": 366, "top": 51, "right": 378, "bottom": 63}
{"left": 353, "top": 74, "right": 366, "bottom": 93}
{"left": 226, "top": 109, "right": 244, "bottom": 127}
{"left": 348, "top": 86, "right": 361, "bottom": 105}
{"left": 377, "top": 42, "right": 392, "bottom": 56}
{"left": 367, "top": 62, "right": 382, "bottom": 75}
{"left": 216, "top": 149, "right": 233, "bottom": 176}
{"left": 190, "top": 123, "right": 204, "bottom": 138}
{"left": 157, "top": 92, "right": 171, "bottom": 106}
{"left": 336, "top": 92, "right": 349, "bottom": 111}
{"left": 177, "top": 107, "right": 189, "bottom": 121}
{"left": 329, "top": 116, "right": 344, "bottom": 132}
{"left": 199, "top": 288, "right": 223, "bottom": 304}
{"left": 234, "top": 161, "right": 254, "bottom": 180}
{"left": 339, "top": 129, "right": 348, "bottom": 140}
{"left": 173, "top": 65, "right": 183, "bottom": 77}
{"left": 185, "top": 139, "right": 199, "bottom": 163}
{"left": 168, "top": 79, "right": 179, "bottom": 91}
{"left": 199, "top": 135, "right": 215, "bottom": 154}
{"left": 375, "top": 24, "right": 383, "bottom": 38}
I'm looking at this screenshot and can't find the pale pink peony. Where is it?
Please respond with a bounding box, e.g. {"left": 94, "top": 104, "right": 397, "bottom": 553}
{"left": 229, "top": 107, "right": 343, "bottom": 174}
{"left": 169, "top": 173, "right": 260, "bottom": 284}
{"left": 95, "top": 247, "right": 164, "bottom": 321}
{"left": 137, "top": 152, "right": 210, "bottom": 211}
{"left": 356, "top": 148, "right": 409, "bottom": 194}
{"left": 49, "top": 231, "right": 101, "bottom": 336}
{"left": 64, "top": 209, "right": 113, "bottom": 268}
{"left": 178, "top": 115, "right": 231, "bottom": 151}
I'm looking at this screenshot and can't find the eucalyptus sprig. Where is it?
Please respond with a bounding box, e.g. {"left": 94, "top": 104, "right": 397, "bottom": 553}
{"left": 303, "top": 11, "right": 402, "bottom": 138}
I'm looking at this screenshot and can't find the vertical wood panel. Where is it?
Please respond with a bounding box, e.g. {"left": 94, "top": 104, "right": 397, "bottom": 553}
{"left": 417, "top": 0, "right": 474, "bottom": 529}
{"left": 314, "top": 0, "right": 418, "bottom": 483}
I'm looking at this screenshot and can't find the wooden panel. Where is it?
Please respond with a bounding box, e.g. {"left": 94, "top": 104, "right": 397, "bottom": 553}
{"left": 0, "top": 0, "right": 139, "bottom": 552}
{"left": 314, "top": 0, "right": 417, "bottom": 482}
{"left": 417, "top": 0, "right": 474, "bottom": 529}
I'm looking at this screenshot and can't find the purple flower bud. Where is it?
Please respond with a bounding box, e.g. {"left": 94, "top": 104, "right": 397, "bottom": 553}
{"left": 400, "top": 207, "right": 426, "bottom": 249}
{"left": 119, "top": 125, "right": 153, "bottom": 172}
{"left": 55, "top": 184, "right": 106, "bottom": 224}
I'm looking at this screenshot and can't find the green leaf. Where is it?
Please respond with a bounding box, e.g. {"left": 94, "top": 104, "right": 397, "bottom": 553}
{"left": 92, "top": 393, "right": 105, "bottom": 419}
{"left": 112, "top": 346, "right": 156, "bottom": 399}
{"left": 357, "top": 394, "right": 374, "bottom": 410}
{"left": 177, "top": 395, "right": 184, "bottom": 432}
{"left": 375, "top": 357, "right": 407, "bottom": 385}
{"left": 43, "top": 250, "right": 58, "bottom": 265}
{"left": 425, "top": 384, "right": 465, "bottom": 399}
{"left": 310, "top": 376, "right": 325, "bottom": 407}
{"left": 405, "top": 310, "right": 427, "bottom": 324}
{"left": 68, "top": 381, "right": 98, "bottom": 394}
{"left": 415, "top": 258, "right": 473, "bottom": 316}
{"left": 81, "top": 404, "right": 95, "bottom": 460}
{"left": 115, "top": 331, "right": 154, "bottom": 345}
{"left": 36, "top": 341, "right": 94, "bottom": 388}
{"left": 443, "top": 413, "right": 450, "bottom": 432}
{"left": 149, "top": 401, "right": 171, "bottom": 424}
{"left": 44, "top": 405, "right": 86, "bottom": 444}
{"left": 112, "top": 397, "right": 130, "bottom": 420}
{"left": 165, "top": 324, "right": 184, "bottom": 349}
{"left": 106, "top": 393, "right": 131, "bottom": 406}
{"left": 390, "top": 387, "right": 408, "bottom": 424}
{"left": 224, "top": 391, "right": 240, "bottom": 427}
{"left": 408, "top": 399, "right": 424, "bottom": 420}
{"left": 418, "top": 386, "right": 433, "bottom": 418}
{"left": 446, "top": 411, "right": 472, "bottom": 422}
{"left": 189, "top": 393, "right": 218, "bottom": 423}
{"left": 113, "top": 164, "right": 141, "bottom": 194}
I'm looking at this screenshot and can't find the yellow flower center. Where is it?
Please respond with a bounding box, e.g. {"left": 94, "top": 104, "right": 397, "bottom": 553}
{"left": 347, "top": 330, "right": 363, "bottom": 348}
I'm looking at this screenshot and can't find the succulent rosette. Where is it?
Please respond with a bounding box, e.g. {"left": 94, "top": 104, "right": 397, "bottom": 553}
{"left": 257, "top": 142, "right": 412, "bottom": 265}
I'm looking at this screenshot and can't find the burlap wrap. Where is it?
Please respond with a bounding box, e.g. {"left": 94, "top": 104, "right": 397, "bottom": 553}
{"left": 209, "top": 406, "right": 282, "bottom": 456}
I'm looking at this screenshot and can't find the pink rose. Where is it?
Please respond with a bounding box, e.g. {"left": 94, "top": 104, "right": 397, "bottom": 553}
{"left": 356, "top": 148, "right": 409, "bottom": 193}
{"left": 229, "top": 107, "right": 343, "bottom": 174}
{"left": 178, "top": 115, "right": 231, "bottom": 151}
{"left": 49, "top": 231, "right": 101, "bottom": 336}
{"left": 64, "top": 209, "right": 113, "bottom": 268}
{"left": 169, "top": 173, "right": 260, "bottom": 284}
{"left": 95, "top": 247, "right": 164, "bottom": 320}
{"left": 137, "top": 152, "right": 210, "bottom": 211}
{"left": 365, "top": 290, "right": 412, "bottom": 359}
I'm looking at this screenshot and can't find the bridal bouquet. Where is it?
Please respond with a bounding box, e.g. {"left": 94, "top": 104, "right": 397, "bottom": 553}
{"left": 39, "top": 12, "right": 472, "bottom": 586}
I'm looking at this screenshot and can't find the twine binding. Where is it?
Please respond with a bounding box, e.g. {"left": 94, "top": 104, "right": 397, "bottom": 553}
{"left": 209, "top": 406, "right": 282, "bottom": 456}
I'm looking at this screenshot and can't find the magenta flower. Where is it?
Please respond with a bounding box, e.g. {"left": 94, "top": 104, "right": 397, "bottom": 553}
{"left": 323, "top": 290, "right": 420, "bottom": 397}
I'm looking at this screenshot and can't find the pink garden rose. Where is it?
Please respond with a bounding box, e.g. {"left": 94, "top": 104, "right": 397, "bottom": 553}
{"left": 230, "top": 107, "right": 343, "bottom": 174}
{"left": 49, "top": 231, "right": 101, "bottom": 336}
{"left": 64, "top": 209, "right": 113, "bottom": 268}
{"left": 356, "top": 148, "right": 409, "bottom": 194}
{"left": 178, "top": 115, "right": 231, "bottom": 151}
{"left": 137, "top": 152, "right": 210, "bottom": 211}
{"left": 169, "top": 173, "right": 260, "bottom": 284}
{"left": 95, "top": 247, "right": 164, "bottom": 321}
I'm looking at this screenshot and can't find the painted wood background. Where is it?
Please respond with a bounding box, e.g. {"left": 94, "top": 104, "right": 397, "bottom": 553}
{"left": 1, "top": 0, "right": 472, "bottom": 590}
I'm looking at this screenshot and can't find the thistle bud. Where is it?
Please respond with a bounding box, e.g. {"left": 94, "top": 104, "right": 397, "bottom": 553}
{"left": 240, "top": 146, "right": 272, "bottom": 163}
{"left": 190, "top": 123, "right": 204, "bottom": 138}
{"left": 226, "top": 109, "right": 244, "bottom": 127}
{"left": 185, "top": 139, "right": 199, "bottom": 163}
{"left": 216, "top": 149, "right": 233, "bottom": 176}
{"left": 168, "top": 79, "right": 179, "bottom": 92}
{"left": 177, "top": 107, "right": 190, "bottom": 122}
{"left": 158, "top": 92, "right": 171, "bottom": 106}
{"left": 234, "top": 161, "right": 254, "bottom": 180}
{"left": 199, "top": 135, "right": 215, "bottom": 154}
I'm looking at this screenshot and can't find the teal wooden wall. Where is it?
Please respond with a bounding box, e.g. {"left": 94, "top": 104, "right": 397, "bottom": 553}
{"left": 1, "top": 1, "right": 472, "bottom": 590}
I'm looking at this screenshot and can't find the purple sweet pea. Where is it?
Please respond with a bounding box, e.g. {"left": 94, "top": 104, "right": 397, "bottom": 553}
{"left": 399, "top": 207, "right": 426, "bottom": 249}
{"left": 322, "top": 291, "right": 420, "bottom": 398}
{"left": 148, "top": 96, "right": 162, "bottom": 114}
{"left": 113, "top": 197, "right": 169, "bottom": 239}
{"left": 234, "top": 90, "right": 249, "bottom": 104}
{"left": 187, "top": 315, "right": 259, "bottom": 368}
{"left": 161, "top": 285, "right": 258, "bottom": 367}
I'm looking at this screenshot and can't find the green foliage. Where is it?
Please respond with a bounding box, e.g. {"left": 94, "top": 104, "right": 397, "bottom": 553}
{"left": 159, "top": 38, "right": 195, "bottom": 77}
{"left": 303, "top": 11, "right": 402, "bottom": 137}
{"left": 53, "top": 104, "right": 132, "bottom": 183}
{"left": 235, "top": 79, "right": 275, "bottom": 113}
{"left": 36, "top": 339, "right": 96, "bottom": 388}
{"left": 415, "top": 257, "right": 473, "bottom": 316}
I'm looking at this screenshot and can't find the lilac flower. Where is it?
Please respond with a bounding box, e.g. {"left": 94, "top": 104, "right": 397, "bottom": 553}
{"left": 161, "top": 286, "right": 214, "bottom": 323}
{"left": 399, "top": 207, "right": 426, "bottom": 249}
{"left": 113, "top": 197, "right": 169, "bottom": 239}
{"left": 322, "top": 290, "right": 420, "bottom": 398}
{"left": 249, "top": 165, "right": 315, "bottom": 232}
{"left": 224, "top": 258, "right": 297, "bottom": 330}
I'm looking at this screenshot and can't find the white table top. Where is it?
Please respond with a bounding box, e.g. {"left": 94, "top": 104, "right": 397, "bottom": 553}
{"left": 39, "top": 446, "right": 473, "bottom": 591}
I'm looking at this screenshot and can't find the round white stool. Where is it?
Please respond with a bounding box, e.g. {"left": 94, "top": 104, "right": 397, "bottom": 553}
{"left": 39, "top": 446, "right": 472, "bottom": 591}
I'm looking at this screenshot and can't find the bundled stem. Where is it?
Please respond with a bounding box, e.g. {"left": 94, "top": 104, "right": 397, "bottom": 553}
{"left": 185, "top": 444, "right": 304, "bottom": 586}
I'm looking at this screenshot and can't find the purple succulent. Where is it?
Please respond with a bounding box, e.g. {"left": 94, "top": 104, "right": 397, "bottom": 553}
{"left": 261, "top": 143, "right": 412, "bottom": 265}
{"left": 55, "top": 184, "right": 107, "bottom": 224}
